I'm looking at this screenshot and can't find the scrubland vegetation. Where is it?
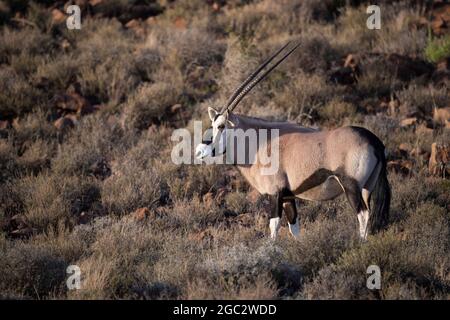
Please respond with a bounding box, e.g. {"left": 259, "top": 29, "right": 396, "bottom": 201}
{"left": 0, "top": 0, "right": 449, "bottom": 299}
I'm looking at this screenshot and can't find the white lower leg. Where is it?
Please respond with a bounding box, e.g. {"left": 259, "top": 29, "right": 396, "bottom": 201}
{"left": 288, "top": 217, "right": 300, "bottom": 239}
{"left": 269, "top": 217, "right": 281, "bottom": 240}
{"left": 357, "top": 210, "right": 369, "bottom": 240}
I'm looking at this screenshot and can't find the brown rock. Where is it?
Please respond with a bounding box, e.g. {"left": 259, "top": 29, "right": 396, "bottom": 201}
{"left": 215, "top": 187, "right": 228, "bottom": 203}
{"left": 10, "top": 227, "right": 34, "bottom": 239}
{"left": 51, "top": 9, "right": 66, "bottom": 24}
{"left": 212, "top": 2, "right": 221, "bottom": 12}
{"left": 54, "top": 116, "right": 75, "bottom": 131}
{"left": 170, "top": 104, "right": 182, "bottom": 114}
{"left": 430, "top": 3, "right": 450, "bottom": 35}
{"left": 125, "top": 19, "right": 146, "bottom": 37}
{"left": 202, "top": 192, "right": 214, "bottom": 205}
{"left": 388, "top": 159, "right": 414, "bottom": 175}
{"left": 188, "top": 229, "right": 213, "bottom": 242}
{"left": 174, "top": 17, "right": 187, "bottom": 29}
{"left": 89, "top": 0, "right": 103, "bottom": 6}
{"left": 0, "top": 120, "right": 9, "bottom": 130}
{"left": 132, "top": 207, "right": 154, "bottom": 221}
{"left": 388, "top": 98, "right": 400, "bottom": 116}
{"left": 54, "top": 90, "right": 91, "bottom": 115}
{"left": 125, "top": 19, "right": 140, "bottom": 29}
{"left": 416, "top": 123, "right": 434, "bottom": 135}
{"left": 247, "top": 189, "right": 260, "bottom": 204}
{"left": 344, "top": 54, "right": 359, "bottom": 70}
{"left": 429, "top": 142, "right": 449, "bottom": 177}
{"left": 409, "top": 146, "right": 427, "bottom": 158}
{"left": 400, "top": 117, "right": 417, "bottom": 127}
{"left": 61, "top": 39, "right": 71, "bottom": 50}
{"left": 433, "top": 107, "right": 450, "bottom": 125}
{"left": 145, "top": 17, "right": 157, "bottom": 25}
{"left": 398, "top": 143, "right": 410, "bottom": 152}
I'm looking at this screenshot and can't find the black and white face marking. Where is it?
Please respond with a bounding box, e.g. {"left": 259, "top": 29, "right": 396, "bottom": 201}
{"left": 195, "top": 107, "right": 232, "bottom": 160}
{"left": 199, "top": 126, "right": 223, "bottom": 157}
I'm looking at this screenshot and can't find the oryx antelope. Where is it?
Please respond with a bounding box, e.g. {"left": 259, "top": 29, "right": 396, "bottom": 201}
{"left": 195, "top": 41, "right": 391, "bottom": 240}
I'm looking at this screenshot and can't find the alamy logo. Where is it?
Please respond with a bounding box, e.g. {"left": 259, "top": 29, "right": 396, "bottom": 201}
{"left": 66, "top": 5, "right": 81, "bottom": 30}
{"left": 66, "top": 265, "right": 81, "bottom": 290}
{"left": 366, "top": 5, "right": 381, "bottom": 30}
{"left": 366, "top": 265, "right": 381, "bottom": 290}
{"left": 171, "top": 121, "right": 280, "bottom": 176}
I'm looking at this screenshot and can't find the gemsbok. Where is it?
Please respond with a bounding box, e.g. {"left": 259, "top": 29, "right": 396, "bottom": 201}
{"left": 195, "top": 41, "right": 391, "bottom": 240}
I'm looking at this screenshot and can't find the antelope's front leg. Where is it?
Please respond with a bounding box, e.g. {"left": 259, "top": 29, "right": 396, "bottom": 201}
{"left": 269, "top": 192, "right": 283, "bottom": 240}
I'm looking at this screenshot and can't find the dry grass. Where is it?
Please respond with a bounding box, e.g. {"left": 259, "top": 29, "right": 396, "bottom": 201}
{"left": 0, "top": 0, "right": 448, "bottom": 300}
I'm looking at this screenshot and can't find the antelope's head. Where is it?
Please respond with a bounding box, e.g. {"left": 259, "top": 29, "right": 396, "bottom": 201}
{"left": 195, "top": 107, "right": 236, "bottom": 159}
{"left": 195, "top": 41, "right": 300, "bottom": 161}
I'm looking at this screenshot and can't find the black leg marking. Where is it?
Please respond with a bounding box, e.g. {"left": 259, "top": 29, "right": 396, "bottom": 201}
{"left": 338, "top": 175, "right": 365, "bottom": 213}
{"left": 281, "top": 189, "right": 298, "bottom": 225}
{"left": 269, "top": 193, "right": 283, "bottom": 219}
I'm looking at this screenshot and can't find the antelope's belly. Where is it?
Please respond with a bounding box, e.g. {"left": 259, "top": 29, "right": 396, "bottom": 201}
{"left": 295, "top": 175, "right": 344, "bottom": 201}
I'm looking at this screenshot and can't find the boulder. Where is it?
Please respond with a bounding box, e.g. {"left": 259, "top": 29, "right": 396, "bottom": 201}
{"left": 388, "top": 159, "right": 414, "bottom": 175}
{"left": 54, "top": 91, "right": 91, "bottom": 114}
{"left": 400, "top": 117, "right": 417, "bottom": 127}
{"left": 51, "top": 9, "right": 65, "bottom": 24}
{"left": 429, "top": 142, "right": 449, "bottom": 177}
{"left": 54, "top": 116, "right": 75, "bottom": 131}
{"left": 131, "top": 207, "right": 155, "bottom": 222}
{"left": 430, "top": 2, "right": 450, "bottom": 35}
{"left": 433, "top": 107, "right": 450, "bottom": 125}
{"left": 0, "top": 119, "right": 9, "bottom": 130}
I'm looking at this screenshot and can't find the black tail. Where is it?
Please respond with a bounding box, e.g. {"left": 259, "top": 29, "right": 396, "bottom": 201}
{"left": 368, "top": 151, "right": 391, "bottom": 234}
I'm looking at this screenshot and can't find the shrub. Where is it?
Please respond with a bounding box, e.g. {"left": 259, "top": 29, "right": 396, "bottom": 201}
{"left": 194, "top": 242, "right": 299, "bottom": 298}
{"left": 52, "top": 114, "right": 129, "bottom": 176}
{"left": 101, "top": 167, "right": 163, "bottom": 215}
{"left": 0, "top": 67, "right": 43, "bottom": 118}
{"left": 0, "top": 241, "right": 67, "bottom": 299}
{"left": 121, "top": 82, "right": 183, "bottom": 130}
{"left": 319, "top": 99, "right": 357, "bottom": 123}
{"left": 68, "top": 217, "right": 177, "bottom": 299}
{"left": 225, "top": 192, "right": 248, "bottom": 214}
{"left": 13, "top": 172, "right": 101, "bottom": 231}
{"left": 0, "top": 26, "right": 54, "bottom": 65}
{"left": 425, "top": 34, "right": 450, "bottom": 63}
{"left": 10, "top": 109, "right": 56, "bottom": 146}
{"left": 0, "top": 139, "right": 18, "bottom": 183}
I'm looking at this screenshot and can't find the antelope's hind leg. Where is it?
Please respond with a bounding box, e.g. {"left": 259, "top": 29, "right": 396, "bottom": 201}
{"left": 283, "top": 200, "right": 299, "bottom": 239}
{"left": 282, "top": 189, "right": 299, "bottom": 239}
{"left": 340, "top": 177, "right": 369, "bottom": 240}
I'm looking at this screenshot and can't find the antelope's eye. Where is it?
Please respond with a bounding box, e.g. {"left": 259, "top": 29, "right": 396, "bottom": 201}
{"left": 218, "top": 124, "right": 225, "bottom": 130}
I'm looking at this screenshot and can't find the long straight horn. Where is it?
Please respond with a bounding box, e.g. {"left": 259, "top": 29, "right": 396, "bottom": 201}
{"left": 227, "top": 41, "right": 301, "bottom": 113}
{"left": 220, "top": 41, "right": 292, "bottom": 114}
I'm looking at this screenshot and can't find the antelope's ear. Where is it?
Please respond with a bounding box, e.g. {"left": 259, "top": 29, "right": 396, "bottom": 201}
{"left": 208, "top": 107, "right": 219, "bottom": 121}
{"left": 226, "top": 110, "right": 238, "bottom": 127}
{"left": 227, "top": 119, "right": 237, "bottom": 127}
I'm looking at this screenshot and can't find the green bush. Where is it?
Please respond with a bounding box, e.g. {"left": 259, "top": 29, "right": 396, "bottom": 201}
{"left": 425, "top": 34, "right": 450, "bottom": 63}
